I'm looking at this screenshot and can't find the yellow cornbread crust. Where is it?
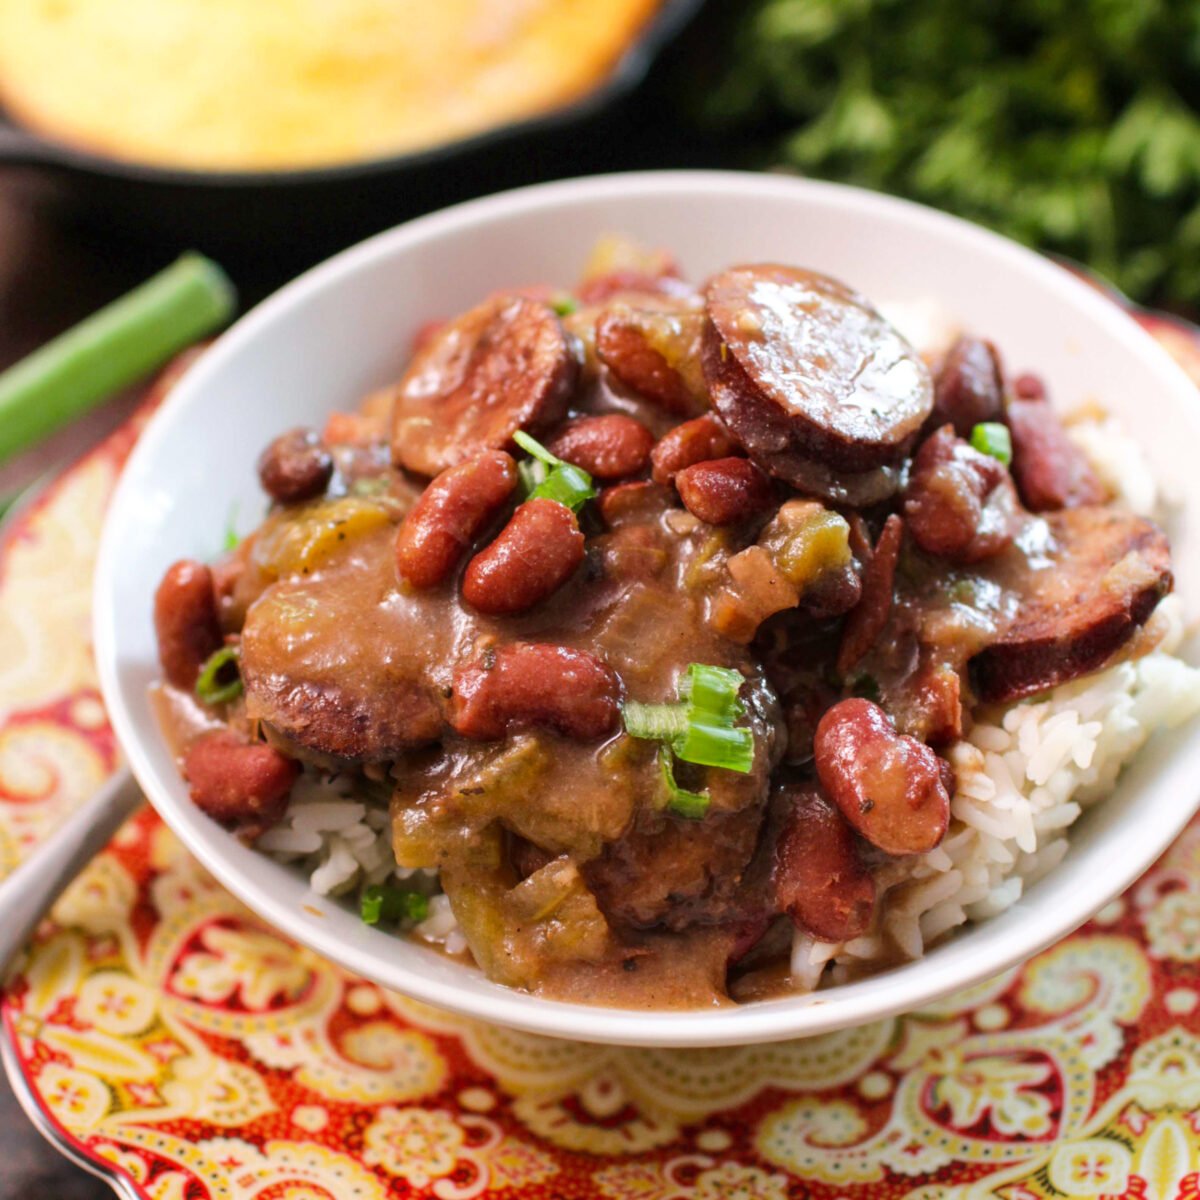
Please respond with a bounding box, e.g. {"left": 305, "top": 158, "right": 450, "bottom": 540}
{"left": 0, "top": 0, "right": 663, "bottom": 170}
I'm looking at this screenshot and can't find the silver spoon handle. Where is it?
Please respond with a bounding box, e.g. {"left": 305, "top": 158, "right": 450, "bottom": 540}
{"left": 0, "top": 768, "right": 142, "bottom": 975}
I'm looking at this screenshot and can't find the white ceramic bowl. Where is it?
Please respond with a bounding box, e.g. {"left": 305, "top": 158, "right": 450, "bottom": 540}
{"left": 94, "top": 171, "right": 1200, "bottom": 1046}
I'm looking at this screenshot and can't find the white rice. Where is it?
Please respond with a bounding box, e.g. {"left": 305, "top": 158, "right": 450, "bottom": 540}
{"left": 254, "top": 410, "right": 1200, "bottom": 991}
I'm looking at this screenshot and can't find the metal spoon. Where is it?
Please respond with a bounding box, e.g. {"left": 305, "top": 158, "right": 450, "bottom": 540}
{"left": 0, "top": 769, "right": 141, "bottom": 974}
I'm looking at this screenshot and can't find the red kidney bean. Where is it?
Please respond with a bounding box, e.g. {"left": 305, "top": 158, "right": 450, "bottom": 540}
{"left": 904, "top": 425, "right": 1020, "bottom": 562}
{"left": 674, "top": 457, "right": 773, "bottom": 525}
{"left": 1013, "top": 373, "right": 1046, "bottom": 400}
{"left": 650, "top": 413, "right": 739, "bottom": 485}
{"left": 154, "top": 560, "right": 224, "bottom": 688}
{"left": 395, "top": 450, "right": 516, "bottom": 588}
{"left": 183, "top": 730, "right": 299, "bottom": 833}
{"left": 546, "top": 414, "right": 655, "bottom": 480}
{"left": 814, "top": 698, "right": 950, "bottom": 856}
{"left": 257, "top": 427, "right": 333, "bottom": 504}
{"left": 933, "top": 336, "right": 1004, "bottom": 436}
{"left": 773, "top": 784, "right": 876, "bottom": 942}
{"left": 451, "top": 643, "right": 620, "bottom": 740}
{"left": 595, "top": 308, "right": 707, "bottom": 415}
{"left": 837, "top": 515, "right": 903, "bottom": 674}
{"left": 462, "top": 498, "right": 584, "bottom": 614}
{"left": 1007, "top": 398, "right": 1105, "bottom": 511}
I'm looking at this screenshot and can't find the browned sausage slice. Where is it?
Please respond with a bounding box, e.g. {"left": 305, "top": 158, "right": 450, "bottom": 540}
{"left": 703, "top": 265, "right": 933, "bottom": 473}
{"left": 391, "top": 296, "right": 578, "bottom": 477}
{"left": 970, "top": 508, "right": 1173, "bottom": 702}
{"left": 582, "top": 801, "right": 766, "bottom": 932}
{"left": 240, "top": 540, "right": 445, "bottom": 762}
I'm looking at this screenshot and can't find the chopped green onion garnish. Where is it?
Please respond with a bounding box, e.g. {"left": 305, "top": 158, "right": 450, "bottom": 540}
{"left": 622, "top": 662, "right": 754, "bottom": 777}
{"left": 195, "top": 645, "right": 242, "bottom": 705}
{"left": 550, "top": 294, "right": 579, "bottom": 317}
{"left": 517, "top": 456, "right": 549, "bottom": 498}
{"left": 674, "top": 720, "right": 755, "bottom": 773}
{"left": 660, "top": 746, "right": 710, "bottom": 820}
{"left": 512, "top": 430, "right": 596, "bottom": 513}
{"left": 970, "top": 422, "right": 1013, "bottom": 467}
{"left": 681, "top": 663, "right": 745, "bottom": 723}
{"left": 0, "top": 253, "right": 236, "bottom": 467}
{"left": 513, "top": 430, "right": 559, "bottom": 466}
{"left": 360, "top": 884, "right": 430, "bottom": 926}
{"left": 621, "top": 701, "right": 689, "bottom": 742}
{"left": 531, "top": 462, "right": 595, "bottom": 511}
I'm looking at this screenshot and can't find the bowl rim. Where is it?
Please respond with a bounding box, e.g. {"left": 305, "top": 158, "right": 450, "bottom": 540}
{"left": 0, "top": 0, "right": 702, "bottom": 186}
{"left": 94, "top": 169, "right": 1200, "bottom": 1046}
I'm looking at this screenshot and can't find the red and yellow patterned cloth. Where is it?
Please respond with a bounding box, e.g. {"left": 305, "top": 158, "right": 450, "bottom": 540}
{"left": 2, "top": 309, "right": 1200, "bottom": 1200}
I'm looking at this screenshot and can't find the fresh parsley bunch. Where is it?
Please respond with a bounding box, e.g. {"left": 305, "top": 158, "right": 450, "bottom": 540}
{"left": 707, "top": 0, "right": 1200, "bottom": 309}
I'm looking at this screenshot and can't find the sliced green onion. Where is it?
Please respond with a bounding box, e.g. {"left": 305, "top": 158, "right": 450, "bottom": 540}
{"left": 0, "top": 253, "right": 236, "bottom": 466}
{"left": 550, "top": 294, "right": 579, "bottom": 317}
{"left": 622, "top": 662, "right": 754, "bottom": 777}
{"left": 681, "top": 663, "right": 745, "bottom": 723}
{"left": 530, "top": 462, "right": 594, "bottom": 512}
{"left": 517, "top": 456, "right": 549, "bottom": 498}
{"left": 195, "top": 645, "right": 242, "bottom": 705}
{"left": 970, "top": 422, "right": 1013, "bottom": 467}
{"left": 622, "top": 700, "right": 690, "bottom": 742}
{"left": 674, "top": 720, "right": 755, "bottom": 773}
{"left": 659, "top": 747, "right": 710, "bottom": 820}
{"left": 513, "top": 430, "right": 559, "bottom": 467}
{"left": 360, "top": 884, "right": 430, "bottom": 926}
{"left": 512, "top": 430, "right": 596, "bottom": 513}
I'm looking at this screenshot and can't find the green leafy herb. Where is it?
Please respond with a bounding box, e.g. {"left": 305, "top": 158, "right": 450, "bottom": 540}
{"left": 512, "top": 430, "right": 596, "bottom": 513}
{"left": 195, "top": 645, "right": 242, "bottom": 706}
{"left": 659, "top": 746, "right": 711, "bottom": 819}
{"left": 0, "top": 253, "right": 236, "bottom": 467}
{"left": 970, "top": 422, "right": 1013, "bottom": 466}
{"left": 550, "top": 294, "right": 580, "bottom": 317}
{"left": 360, "top": 885, "right": 430, "bottom": 926}
{"left": 705, "top": 2, "right": 1200, "bottom": 309}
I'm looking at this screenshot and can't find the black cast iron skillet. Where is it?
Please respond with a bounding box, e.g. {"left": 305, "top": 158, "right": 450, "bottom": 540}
{"left": 0, "top": 0, "right": 705, "bottom": 265}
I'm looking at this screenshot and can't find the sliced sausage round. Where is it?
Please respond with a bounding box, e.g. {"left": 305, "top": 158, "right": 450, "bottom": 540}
{"left": 970, "top": 507, "right": 1173, "bottom": 702}
{"left": 703, "top": 265, "right": 933, "bottom": 473}
{"left": 582, "top": 800, "right": 766, "bottom": 931}
{"left": 391, "top": 296, "right": 578, "bottom": 477}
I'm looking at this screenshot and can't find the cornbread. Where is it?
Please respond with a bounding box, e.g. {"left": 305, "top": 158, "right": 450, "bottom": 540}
{"left": 0, "top": 0, "right": 662, "bottom": 170}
